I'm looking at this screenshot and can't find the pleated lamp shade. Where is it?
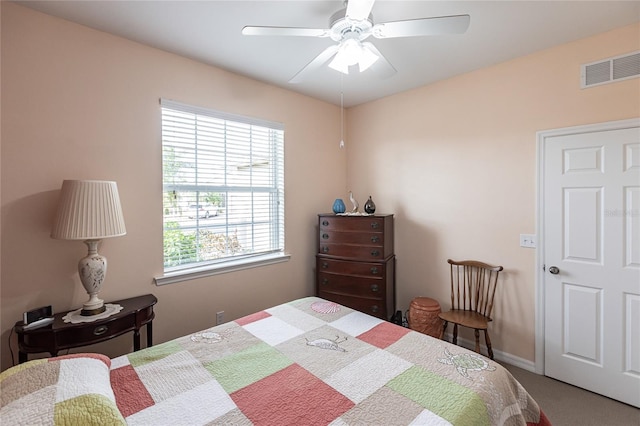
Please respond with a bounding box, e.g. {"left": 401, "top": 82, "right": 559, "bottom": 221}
{"left": 51, "top": 180, "right": 126, "bottom": 240}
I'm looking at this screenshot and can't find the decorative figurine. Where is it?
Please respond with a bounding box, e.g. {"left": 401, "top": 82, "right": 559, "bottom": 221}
{"left": 348, "top": 191, "right": 359, "bottom": 213}
{"left": 364, "top": 196, "right": 376, "bottom": 214}
{"left": 332, "top": 198, "right": 346, "bottom": 214}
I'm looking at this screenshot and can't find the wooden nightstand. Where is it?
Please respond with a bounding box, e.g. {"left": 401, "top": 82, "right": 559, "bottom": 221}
{"left": 14, "top": 294, "right": 157, "bottom": 363}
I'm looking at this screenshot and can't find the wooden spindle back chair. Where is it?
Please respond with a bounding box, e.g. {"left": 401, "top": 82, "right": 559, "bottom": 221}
{"left": 438, "top": 259, "right": 503, "bottom": 359}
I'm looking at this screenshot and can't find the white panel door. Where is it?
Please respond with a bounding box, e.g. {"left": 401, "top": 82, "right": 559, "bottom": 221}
{"left": 543, "top": 121, "right": 640, "bottom": 408}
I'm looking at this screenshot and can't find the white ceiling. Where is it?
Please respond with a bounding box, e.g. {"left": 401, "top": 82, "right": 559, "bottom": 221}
{"left": 16, "top": 1, "right": 640, "bottom": 107}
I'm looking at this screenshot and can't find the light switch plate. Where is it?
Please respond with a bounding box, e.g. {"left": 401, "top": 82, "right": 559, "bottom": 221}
{"left": 520, "top": 234, "right": 536, "bottom": 248}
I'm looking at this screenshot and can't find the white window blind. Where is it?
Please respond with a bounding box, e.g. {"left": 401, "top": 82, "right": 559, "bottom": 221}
{"left": 160, "top": 99, "right": 284, "bottom": 275}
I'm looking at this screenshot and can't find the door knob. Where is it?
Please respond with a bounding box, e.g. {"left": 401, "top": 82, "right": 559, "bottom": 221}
{"left": 549, "top": 266, "right": 560, "bottom": 275}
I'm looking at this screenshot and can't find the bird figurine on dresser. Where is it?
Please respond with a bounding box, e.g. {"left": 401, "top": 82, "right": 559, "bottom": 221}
{"left": 349, "top": 191, "right": 359, "bottom": 213}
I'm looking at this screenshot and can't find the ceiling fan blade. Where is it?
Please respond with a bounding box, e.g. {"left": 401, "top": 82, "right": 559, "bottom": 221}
{"left": 346, "top": 0, "right": 376, "bottom": 21}
{"left": 289, "top": 45, "right": 340, "bottom": 84}
{"left": 242, "top": 26, "right": 329, "bottom": 37}
{"left": 362, "top": 42, "right": 396, "bottom": 79}
{"left": 373, "top": 14, "right": 470, "bottom": 38}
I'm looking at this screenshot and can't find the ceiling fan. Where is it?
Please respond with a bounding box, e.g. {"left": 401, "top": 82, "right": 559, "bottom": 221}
{"left": 242, "top": 0, "right": 470, "bottom": 83}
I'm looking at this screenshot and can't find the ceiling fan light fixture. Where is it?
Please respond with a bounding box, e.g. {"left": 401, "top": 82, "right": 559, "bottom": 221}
{"left": 329, "top": 55, "right": 349, "bottom": 74}
{"left": 328, "top": 55, "right": 350, "bottom": 74}
{"left": 358, "top": 46, "right": 378, "bottom": 71}
{"left": 342, "top": 38, "right": 362, "bottom": 65}
{"left": 329, "top": 38, "right": 379, "bottom": 75}
{"left": 329, "top": 39, "right": 358, "bottom": 74}
{"left": 244, "top": 0, "right": 470, "bottom": 83}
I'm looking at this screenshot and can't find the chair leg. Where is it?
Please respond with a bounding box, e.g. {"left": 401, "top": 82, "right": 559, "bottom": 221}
{"left": 484, "top": 330, "right": 494, "bottom": 360}
{"left": 440, "top": 321, "right": 448, "bottom": 340}
{"left": 452, "top": 324, "right": 458, "bottom": 345}
{"left": 473, "top": 329, "right": 481, "bottom": 354}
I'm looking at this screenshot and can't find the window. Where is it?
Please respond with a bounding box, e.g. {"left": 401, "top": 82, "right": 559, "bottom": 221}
{"left": 157, "top": 99, "right": 285, "bottom": 284}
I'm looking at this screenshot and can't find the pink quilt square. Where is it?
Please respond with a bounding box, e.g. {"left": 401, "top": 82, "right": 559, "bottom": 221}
{"left": 110, "top": 364, "right": 155, "bottom": 417}
{"left": 232, "top": 364, "right": 354, "bottom": 425}
{"left": 357, "top": 321, "right": 411, "bottom": 349}
{"left": 236, "top": 310, "right": 271, "bottom": 326}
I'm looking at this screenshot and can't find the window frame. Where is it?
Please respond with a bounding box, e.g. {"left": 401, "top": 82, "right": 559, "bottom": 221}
{"left": 155, "top": 99, "right": 288, "bottom": 285}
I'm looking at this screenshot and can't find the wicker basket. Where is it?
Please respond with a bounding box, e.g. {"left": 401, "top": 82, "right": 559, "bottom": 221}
{"left": 408, "top": 297, "right": 442, "bottom": 338}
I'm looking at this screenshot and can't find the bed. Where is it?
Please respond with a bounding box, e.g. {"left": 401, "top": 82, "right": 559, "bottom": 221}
{"left": 1, "top": 296, "right": 551, "bottom": 425}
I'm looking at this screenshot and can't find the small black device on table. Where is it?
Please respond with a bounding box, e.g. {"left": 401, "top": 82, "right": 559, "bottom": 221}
{"left": 22, "top": 305, "right": 54, "bottom": 330}
{"left": 14, "top": 294, "right": 157, "bottom": 364}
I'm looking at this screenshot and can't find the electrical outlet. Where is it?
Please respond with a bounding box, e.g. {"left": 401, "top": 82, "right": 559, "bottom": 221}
{"left": 216, "top": 311, "right": 224, "bottom": 325}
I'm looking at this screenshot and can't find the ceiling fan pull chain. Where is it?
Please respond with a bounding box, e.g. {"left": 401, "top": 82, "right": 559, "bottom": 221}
{"left": 340, "top": 76, "right": 345, "bottom": 149}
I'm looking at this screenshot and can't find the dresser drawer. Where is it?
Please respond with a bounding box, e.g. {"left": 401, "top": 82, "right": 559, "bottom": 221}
{"left": 318, "top": 243, "right": 387, "bottom": 260}
{"left": 318, "top": 292, "right": 386, "bottom": 319}
{"left": 317, "top": 271, "right": 385, "bottom": 297}
{"left": 317, "top": 257, "right": 385, "bottom": 277}
{"left": 319, "top": 230, "right": 384, "bottom": 246}
{"left": 55, "top": 315, "right": 136, "bottom": 347}
{"left": 319, "top": 216, "right": 386, "bottom": 232}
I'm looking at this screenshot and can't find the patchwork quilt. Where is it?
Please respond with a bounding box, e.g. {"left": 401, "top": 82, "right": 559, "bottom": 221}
{"left": 0, "top": 353, "right": 126, "bottom": 425}
{"left": 110, "top": 297, "right": 551, "bottom": 426}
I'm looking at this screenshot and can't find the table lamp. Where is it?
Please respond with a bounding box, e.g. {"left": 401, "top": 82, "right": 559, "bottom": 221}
{"left": 51, "top": 180, "right": 126, "bottom": 316}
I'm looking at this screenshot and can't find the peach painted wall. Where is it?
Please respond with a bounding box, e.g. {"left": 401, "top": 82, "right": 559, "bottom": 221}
{"left": 0, "top": 2, "right": 3, "bottom": 356}
{"left": 1, "top": 2, "right": 638, "bottom": 371}
{"left": 346, "top": 23, "right": 639, "bottom": 363}
{"left": 0, "top": 3, "right": 346, "bottom": 371}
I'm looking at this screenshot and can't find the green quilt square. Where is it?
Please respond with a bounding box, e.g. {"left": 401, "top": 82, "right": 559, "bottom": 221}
{"left": 205, "top": 342, "right": 293, "bottom": 394}
{"left": 387, "top": 365, "right": 490, "bottom": 426}
{"left": 127, "top": 341, "right": 183, "bottom": 368}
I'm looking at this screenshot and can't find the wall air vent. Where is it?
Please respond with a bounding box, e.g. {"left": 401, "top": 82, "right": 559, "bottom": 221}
{"left": 581, "top": 51, "right": 640, "bottom": 88}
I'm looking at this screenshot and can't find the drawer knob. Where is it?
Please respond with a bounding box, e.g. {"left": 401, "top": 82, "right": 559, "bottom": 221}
{"left": 370, "top": 267, "right": 379, "bottom": 275}
{"left": 371, "top": 236, "right": 380, "bottom": 243}
{"left": 322, "top": 262, "right": 329, "bottom": 269}
{"left": 371, "top": 222, "right": 379, "bottom": 229}
{"left": 322, "top": 246, "right": 329, "bottom": 253}
{"left": 370, "top": 250, "right": 380, "bottom": 257}
{"left": 322, "top": 233, "right": 329, "bottom": 240}
{"left": 371, "top": 305, "right": 379, "bottom": 313}
{"left": 322, "top": 278, "right": 329, "bottom": 285}
{"left": 322, "top": 220, "right": 329, "bottom": 226}
{"left": 370, "top": 284, "right": 379, "bottom": 292}
{"left": 93, "top": 325, "right": 108, "bottom": 336}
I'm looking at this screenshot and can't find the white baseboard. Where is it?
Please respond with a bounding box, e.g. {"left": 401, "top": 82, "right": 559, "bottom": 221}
{"left": 443, "top": 333, "right": 536, "bottom": 373}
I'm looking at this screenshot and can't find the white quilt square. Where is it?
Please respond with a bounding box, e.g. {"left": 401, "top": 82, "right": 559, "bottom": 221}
{"left": 329, "top": 311, "right": 383, "bottom": 337}
{"left": 326, "top": 348, "right": 412, "bottom": 404}
{"left": 110, "top": 355, "right": 130, "bottom": 370}
{"left": 56, "top": 357, "right": 115, "bottom": 403}
{"left": 135, "top": 350, "right": 213, "bottom": 402}
{"left": 266, "top": 303, "right": 326, "bottom": 332}
{"left": 410, "top": 409, "right": 453, "bottom": 426}
{"left": 1, "top": 384, "right": 56, "bottom": 425}
{"left": 243, "top": 315, "right": 304, "bottom": 346}
{"left": 126, "top": 379, "right": 235, "bottom": 426}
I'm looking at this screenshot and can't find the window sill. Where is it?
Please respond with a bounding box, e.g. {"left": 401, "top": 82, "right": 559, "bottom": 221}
{"left": 154, "top": 252, "right": 291, "bottom": 286}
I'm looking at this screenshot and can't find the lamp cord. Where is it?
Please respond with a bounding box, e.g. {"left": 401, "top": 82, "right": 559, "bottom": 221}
{"left": 5, "top": 326, "right": 69, "bottom": 367}
{"left": 8, "top": 326, "right": 15, "bottom": 366}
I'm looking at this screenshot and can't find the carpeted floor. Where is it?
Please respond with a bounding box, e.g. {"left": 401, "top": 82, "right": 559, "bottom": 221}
{"left": 502, "top": 363, "right": 640, "bottom": 426}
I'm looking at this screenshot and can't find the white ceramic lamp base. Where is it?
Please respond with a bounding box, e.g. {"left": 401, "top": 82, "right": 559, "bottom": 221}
{"left": 79, "top": 240, "right": 107, "bottom": 316}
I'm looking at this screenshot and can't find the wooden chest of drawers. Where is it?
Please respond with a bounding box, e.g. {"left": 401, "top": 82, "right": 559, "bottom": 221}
{"left": 316, "top": 213, "right": 395, "bottom": 320}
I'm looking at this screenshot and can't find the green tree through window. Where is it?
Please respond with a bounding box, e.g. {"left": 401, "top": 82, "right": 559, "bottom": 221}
{"left": 161, "top": 99, "right": 285, "bottom": 272}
